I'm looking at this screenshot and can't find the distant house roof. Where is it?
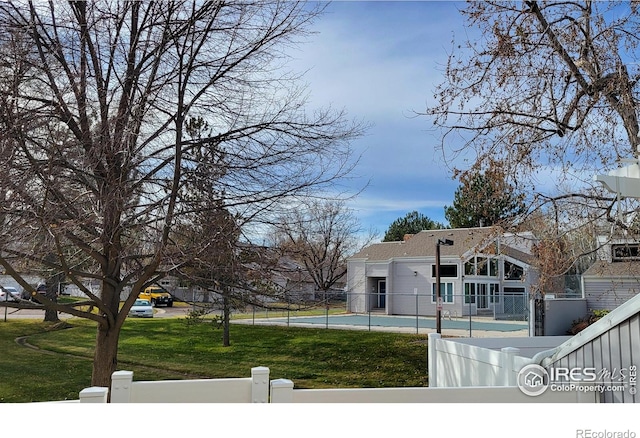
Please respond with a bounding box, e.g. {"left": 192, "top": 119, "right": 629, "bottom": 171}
{"left": 582, "top": 261, "right": 640, "bottom": 278}
{"left": 349, "top": 227, "right": 535, "bottom": 264}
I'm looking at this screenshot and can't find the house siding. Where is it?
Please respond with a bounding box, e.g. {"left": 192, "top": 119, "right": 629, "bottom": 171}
{"left": 366, "top": 263, "right": 390, "bottom": 278}
{"left": 393, "top": 261, "right": 425, "bottom": 314}
{"left": 583, "top": 278, "right": 640, "bottom": 312}
{"left": 547, "top": 313, "right": 640, "bottom": 403}
{"left": 346, "top": 261, "right": 366, "bottom": 313}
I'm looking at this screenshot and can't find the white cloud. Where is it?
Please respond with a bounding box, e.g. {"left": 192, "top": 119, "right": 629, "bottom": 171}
{"left": 287, "top": 2, "right": 471, "bottom": 232}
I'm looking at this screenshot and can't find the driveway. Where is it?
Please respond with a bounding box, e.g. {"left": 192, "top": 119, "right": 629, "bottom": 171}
{"left": 1, "top": 306, "right": 58, "bottom": 320}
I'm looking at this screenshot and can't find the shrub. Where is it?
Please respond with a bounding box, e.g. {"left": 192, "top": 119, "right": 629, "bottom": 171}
{"left": 568, "top": 309, "right": 610, "bottom": 335}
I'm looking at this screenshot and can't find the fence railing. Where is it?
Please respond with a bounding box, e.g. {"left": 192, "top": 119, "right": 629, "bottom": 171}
{"left": 233, "top": 292, "right": 530, "bottom": 336}
{"left": 247, "top": 291, "right": 529, "bottom": 319}
{"left": 269, "top": 379, "right": 595, "bottom": 403}
{"left": 73, "top": 366, "right": 596, "bottom": 404}
{"left": 109, "top": 367, "right": 270, "bottom": 403}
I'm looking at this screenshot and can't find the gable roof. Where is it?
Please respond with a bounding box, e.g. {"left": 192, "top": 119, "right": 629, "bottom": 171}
{"left": 349, "top": 227, "right": 535, "bottom": 263}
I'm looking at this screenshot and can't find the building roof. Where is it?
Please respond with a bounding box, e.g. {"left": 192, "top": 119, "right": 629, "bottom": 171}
{"left": 582, "top": 260, "right": 640, "bottom": 278}
{"left": 349, "top": 227, "right": 534, "bottom": 263}
{"left": 500, "top": 245, "right": 535, "bottom": 265}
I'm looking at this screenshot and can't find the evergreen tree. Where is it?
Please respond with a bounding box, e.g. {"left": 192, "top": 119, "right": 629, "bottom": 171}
{"left": 444, "top": 169, "right": 526, "bottom": 228}
{"left": 383, "top": 211, "right": 445, "bottom": 242}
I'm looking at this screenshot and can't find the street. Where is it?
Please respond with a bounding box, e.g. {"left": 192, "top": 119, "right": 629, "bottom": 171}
{"left": 0, "top": 303, "right": 191, "bottom": 320}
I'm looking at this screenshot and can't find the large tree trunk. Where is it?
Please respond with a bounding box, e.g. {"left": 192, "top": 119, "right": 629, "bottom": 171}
{"left": 43, "top": 307, "right": 59, "bottom": 322}
{"left": 92, "top": 323, "right": 121, "bottom": 387}
{"left": 43, "top": 283, "right": 60, "bottom": 323}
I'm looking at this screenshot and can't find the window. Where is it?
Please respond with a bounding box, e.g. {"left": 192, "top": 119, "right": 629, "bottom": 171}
{"left": 432, "top": 282, "right": 454, "bottom": 303}
{"left": 612, "top": 244, "right": 640, "bottom": 261}
{"left": 489, "top": 284, "right": 500, "bottom": 303}
{"left": 465, "top": 256, "right": 499, "bottom": 277}
{"left": 179, "top": 279, "right": 190, "bottom": 288}
{"left": 504, "top": 261, "right": 524, "bottom": 280}
{"left": 465, "top": 283, "right": 500, "bottom": 304}
{"left": 477, "top": 257, "right": 488, "bottom": 276}
{"left": 431, "top": 264, "right": 458, "bottom": 278}
{"left": 464, "top": 283, "right": 476, "bottom": 304}
{"left": 489, "top": 259, "right": 499, "bottom": 277}
{"left": 464, "top": 260, "right": 475, "bottom": 276}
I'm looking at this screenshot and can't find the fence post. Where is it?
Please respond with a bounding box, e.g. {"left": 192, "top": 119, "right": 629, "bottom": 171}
{"left": 415, "top": 292, "right": 419, "bottom": 334}
{"left": 79, "top": 386, "right": 108, "bottom": 403}
{"left": 325, "top": 304, "right": 329, "bottom": 329}
{"left": 427, "top": 333, "right": 441, "bottom": 387}
{"left": 500, "top": 347, "right": 520, "bottom": 386}
{"left": 270, "top": 379, "right": 294, "bottom": 403}
{"left": 251, "top": 366, "right": 270, "bottom": 403}
{"left": 110, "top": 370, "right": 134, "bottom": 403}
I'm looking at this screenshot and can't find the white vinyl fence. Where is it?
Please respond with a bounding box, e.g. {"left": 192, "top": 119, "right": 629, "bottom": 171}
{"left": 426, "top": 333, "right": 582, "bottom": 389}
{"left": 110, "top": 366, "right": 269, "bottom": 403}
{"left": 268, "top": 379, "right": 593, "bottom": 403}
{"left": 73, "top": 365, "right": 595, "bottom": 403}
{"left": 427, "top": 333, "right": 558, "bottom": 387}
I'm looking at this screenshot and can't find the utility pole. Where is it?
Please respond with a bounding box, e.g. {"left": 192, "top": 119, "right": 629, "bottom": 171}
{"left": 436, "top": 238, "right": 454, "bottom": 334}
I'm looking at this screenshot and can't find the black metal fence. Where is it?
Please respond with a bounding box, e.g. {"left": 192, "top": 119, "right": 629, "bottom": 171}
{"left": 228, "top": 292, "right": 531, "bottom": 336}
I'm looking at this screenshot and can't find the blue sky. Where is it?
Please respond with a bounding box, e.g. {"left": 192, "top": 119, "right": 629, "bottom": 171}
{"left": 290, "top": 1, "right": 472, "bottom": 238}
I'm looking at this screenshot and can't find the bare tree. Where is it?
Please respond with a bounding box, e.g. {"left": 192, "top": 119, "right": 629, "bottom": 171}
{"left": 273, "top": 200, "right": 372, "bottom": 305}
{"left": 0, "top": 1, "right": 364, "bottom": 386}
{"left": 423, "top": 1, "right": 640, "bottom": 286}
{"left": 425, "top": 1, "right": 640, "bottom": 228}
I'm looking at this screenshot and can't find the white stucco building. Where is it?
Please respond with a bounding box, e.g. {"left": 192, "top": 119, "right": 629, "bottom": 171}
{"left": 346, "top": 227, "right": 539, "bottom": 319}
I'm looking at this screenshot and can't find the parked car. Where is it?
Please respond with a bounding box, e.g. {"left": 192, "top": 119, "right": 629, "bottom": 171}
{"left": 23, "top": 284, "right": 49, "bottom": 301}
{"left": 0, "top": 286, "right": 20, "bottom": 302}
{"left": 128, "top": 299, "right": 154, "bottom": 318}
{"left": 139, "top": 286, "right": 173, "bottom": 307}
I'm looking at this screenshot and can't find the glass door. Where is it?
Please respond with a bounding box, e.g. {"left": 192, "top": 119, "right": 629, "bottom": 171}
{"left": 476, "top": 283, "right": 488, "bottom": 309}
{"left": 377, "top": 279, "right": 386, "bottom": 309}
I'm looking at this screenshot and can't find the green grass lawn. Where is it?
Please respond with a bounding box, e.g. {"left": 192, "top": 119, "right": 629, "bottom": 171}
{"left": 0, "top": 317, "right": 428, "bottom": 402}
